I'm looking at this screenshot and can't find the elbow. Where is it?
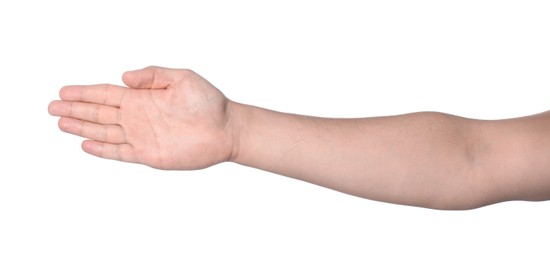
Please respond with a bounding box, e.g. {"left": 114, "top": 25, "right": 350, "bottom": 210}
{"left": 423, "top": 116, "right": 495, "bottom": 210}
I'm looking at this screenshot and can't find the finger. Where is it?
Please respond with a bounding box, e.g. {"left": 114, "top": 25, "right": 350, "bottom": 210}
{"left": 82, "top": 140, "right": 137, "bottom": 164}
{"left": 58, "top": 117, "right": 126, "bottom": 144}
{"left": 59, "top": 84, "right": 127, "bottom": 107}
{"left": 122, "top": 65, "right": 181, "bottom": 89}
{"left": 49, "top": 100, "right": 119, "bottom": 124}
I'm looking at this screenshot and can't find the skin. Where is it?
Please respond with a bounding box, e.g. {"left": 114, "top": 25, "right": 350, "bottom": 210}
{"left": 48, "top": 66, "right": 550, "bottom": 210}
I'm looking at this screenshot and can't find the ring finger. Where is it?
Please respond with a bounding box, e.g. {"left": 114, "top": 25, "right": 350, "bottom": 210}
{"left": 58, "top": 117, "right": 126, "bottom": 144}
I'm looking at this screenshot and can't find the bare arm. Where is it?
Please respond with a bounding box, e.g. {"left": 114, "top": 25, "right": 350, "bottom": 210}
{"left": 230, "top": 103, "right": 550, "bottom": 209}
{"left": 48, "top": 66, "right": 550, "bottom": 210}
{"left": 474, "top": 112, "right": 550, "bottom": 205}
{"left": 230, "top": 105, "right": 480, "bottom": 209}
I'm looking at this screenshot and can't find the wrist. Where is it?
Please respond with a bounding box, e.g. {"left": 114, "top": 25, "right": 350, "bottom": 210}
{"left": 225, "top": 100, "right": 246, "bottom": 163}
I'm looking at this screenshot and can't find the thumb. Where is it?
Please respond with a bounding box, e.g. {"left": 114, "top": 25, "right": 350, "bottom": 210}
{"left": 122, "top": 66, "right": 175, "bottom": 89}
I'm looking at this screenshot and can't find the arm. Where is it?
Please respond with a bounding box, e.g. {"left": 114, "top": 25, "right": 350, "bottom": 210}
{"left": 48, "top": 66, "right": 550, "bottom": 210}
{"left": 231, "top": 105, "right": 479, "bottom": 209}
{"left": 231, "top": 103, "right": 550, "bottom": 209}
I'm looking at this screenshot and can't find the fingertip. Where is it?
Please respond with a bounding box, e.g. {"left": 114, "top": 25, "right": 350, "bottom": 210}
{"left": 59, "top": 85, "right": 81, "bottom": 101}
{"left": 122, "top": 65, "right": 175, "bottom": 89}
{"left": 121, "top": 70, "right": 135, "bottom": 86}
{"left": 48, "top": 101, "right": 56, "bottom": 115}
{"left": 122, "top": 66, "right": 156, "bottom": 85}
{"left": 122, "top": 67, "right": 150, "bottom": 88}
{"left": 59, "top": 85, "right": 70, "bottom": 99}
{"left": 57, "top": 117, "right": 67, "bottom": 131}
{"left": 81, "top": 139, "right": 90, "bottom": 150}
{"left": 82, "top": 140, "right": 100, "bottom": 155}
{"left": 48, "top": 100, "right": 61, "bottom": 116}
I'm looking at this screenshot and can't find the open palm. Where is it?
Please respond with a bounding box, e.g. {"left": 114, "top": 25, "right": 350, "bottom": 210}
{"left": 49, "top": 66, "right": 237, "bottom": 170}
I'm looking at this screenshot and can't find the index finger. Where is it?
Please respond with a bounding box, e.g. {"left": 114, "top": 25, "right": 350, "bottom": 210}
{"left": 59, "top": 84, "right": 127, "bottom": 107}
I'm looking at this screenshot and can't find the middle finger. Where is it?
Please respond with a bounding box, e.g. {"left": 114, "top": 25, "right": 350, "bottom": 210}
{"left": 49, "top": 100, "right": 119, "bottom": 124}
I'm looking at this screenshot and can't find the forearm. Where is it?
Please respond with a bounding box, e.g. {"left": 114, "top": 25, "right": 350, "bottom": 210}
{"left": 229, "top": 102, "right": 483, "bottom": 209}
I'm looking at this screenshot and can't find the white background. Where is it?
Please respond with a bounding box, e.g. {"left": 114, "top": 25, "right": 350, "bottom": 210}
{"left": 1, "top": 1, "right": 549, "bottom": 259}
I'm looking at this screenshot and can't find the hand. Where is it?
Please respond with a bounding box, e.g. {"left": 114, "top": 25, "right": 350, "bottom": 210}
{"left": 48, "top": 66, "right": 238, "bottom": 170}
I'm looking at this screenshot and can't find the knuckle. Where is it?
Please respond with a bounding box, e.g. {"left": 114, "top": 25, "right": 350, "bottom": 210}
{"left": 120, "top": 126, "right": 128, "bottom": 143}
{"left": 77, "top": 119, "right": 85, "bottom": 136}
{"left": 178, "top": 68, "right": 194, "bottom": 79}
{"left": 101, "top": 125, "right": 108, "bottom": 142}
{"left": 101, "top": 84, "right": 109, "bottom": 105}
{"left": 179, "top": 68, "right": 192, "bottom": 74}
{"left": 92, "top": 105, "right": 100, "bottom": 122}
{"left": 114, "top": 145, "right": 121, "bottom": 160}
{"left": 68, "top": 103, "right": 74, "bottom": 118}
